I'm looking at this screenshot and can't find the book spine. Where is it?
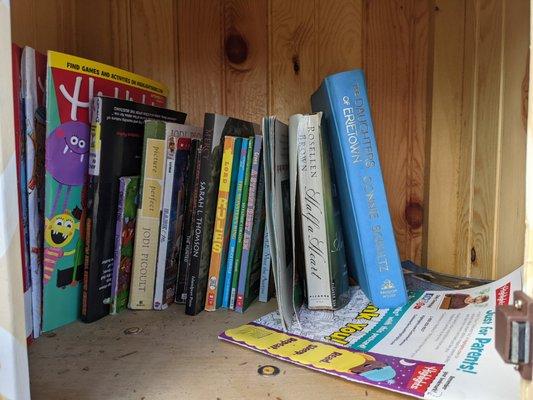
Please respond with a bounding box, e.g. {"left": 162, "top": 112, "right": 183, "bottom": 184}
{"left": 153, "top": 136, "right": 177, "bottom": 310}
{"left": 205, "top": 136, "right": 236, "bottom": 311}
{"left": 129, "top": 121, "right": 166, "bottom": 310}
{"left": 230, "top": 137, "right": 254, "bottom": 309}
{"left": 295, "top": 114, "right": 333, "bottom": 309}
{"left": 222, "top": 139, "right": 248, "bottom": 308}
{"left": 175, "top": 140, "right": 201, "bottom": 303}
{"left": 312, "top": 70, "right": 407, "bottom": 308}
{"left": 110, "top": 178, "right": 127, "bottom": 314}
{"left": 185, "top": 114, "right": 216, "bottom": 315}
{"left": 235, "top": 136, "right": 262, "bottom": 312}
{"left": 81, "top": 97, "right": 102, "bottom": 322}
{"left": 258, "top": 227, "right": 271, "bottom": 303}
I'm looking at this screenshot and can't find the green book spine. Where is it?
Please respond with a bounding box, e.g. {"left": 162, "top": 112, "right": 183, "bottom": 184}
{"left": 229, "top": 137, "right": 254, "bottom": 309}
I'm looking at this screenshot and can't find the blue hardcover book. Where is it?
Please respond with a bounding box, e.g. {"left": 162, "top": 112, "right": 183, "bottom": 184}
{"left": 311, "top": 69, "right": 407, "bottom": 308}
{"left": 222, "top": 138, "right": 249, "bottom": 308}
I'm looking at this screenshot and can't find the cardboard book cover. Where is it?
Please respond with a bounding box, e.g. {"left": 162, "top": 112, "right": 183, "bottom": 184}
{"left": 43, "top": 51, "right": 168, "bottom": 331}
{"left": 22, "top": 47, "right": 47, "bottom": 338}
{"left": 110, "top": 176, "right": 140, "bottom": 314}
{"left": 82, "top": 96, "right": 185, "bottom": 323}
{"left": 186, "top": 114, "right": 260, "bottom": 315}
{"left": 154, "top": 124, "right": 201, "bottom": 310}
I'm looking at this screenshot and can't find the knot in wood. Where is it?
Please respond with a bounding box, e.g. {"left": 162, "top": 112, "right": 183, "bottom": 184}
{"left": 405, "top": 202, "right": 423, "bottom": 229}
{"left": 225, "top": 33, "right": 248, "bottom": 64}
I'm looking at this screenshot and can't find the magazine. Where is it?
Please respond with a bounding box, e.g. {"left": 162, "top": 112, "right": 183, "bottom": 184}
{"left": 220, "top": 266, "right": 522, "bottom": 399}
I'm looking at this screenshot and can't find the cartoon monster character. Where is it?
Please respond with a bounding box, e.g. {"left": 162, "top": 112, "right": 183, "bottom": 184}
{"left": 43, "top": 211, "right": 79, "bottom": 286}
{"left": 46, "top": 121, "right": 90, "bottom": 217}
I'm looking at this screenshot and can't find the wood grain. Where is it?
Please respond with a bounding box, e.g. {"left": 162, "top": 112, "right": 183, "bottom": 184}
{"left": 73, "top": 0, "right": 131, "bottom": 69}
{"left": 495, "top": 0, "right": 528, "bottom": 278}
{"left": 317, "top": 0, "right": 363, "bottom": 78}
{"left": 269, "top": 0, "right": 317, "bottom": 122}
{"left": 177, "top": 0, "right": 224, "bottom": 126}
{"left": 28, "top": 302, "right": 407, "bottom": 400}
{"left": 426, "top": 0, "right": 466, "bottom": 275}
{"left": 223, "top": 0, "right": 268, "bottom": 124}
{"left": 363, "top": 0, "right": 432, "bottom": 264}
{"left": 131, "top": 0, "right": 178, "bottom": 109}
{"left": 32, "top": 0, "right": 76, "bottom": 54}
{"left": 10, "top": 0, "right": 35, "bottom": 47}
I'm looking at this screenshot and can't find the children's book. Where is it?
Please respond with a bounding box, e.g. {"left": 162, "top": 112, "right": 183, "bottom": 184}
{"left": 311, "top": 69, "right": 407, "bottom": 308}
{"left": 230, "top": 137, "right": 255, "bottom": 309}
{"left": 222, "top": 138, "right": 249, "bottom": 309}
{"left": 110, "top": 176, "right": 140, "bottom": 314}
{"left": 205, "top": 136, "right": 242, "bottom": 311}
{"left": 21, "top": 47, "right": 47, "bottom": 338}
{"left": 12, "top": 44, "right": 32, "bottom": 341}
{"left": 83, "top": 97, "right": 185, "bottom": 322}
{"left": 43, "top": 51, "right": 168, "bottom": 331}
{"left": 186, "top": 114, "right": 259, "bottom": 315}
{"left": 235, "top": 136, "right": 265, "bottom": 313}
{"left": 154, "top": 124, "right": 201, "bottom": 310}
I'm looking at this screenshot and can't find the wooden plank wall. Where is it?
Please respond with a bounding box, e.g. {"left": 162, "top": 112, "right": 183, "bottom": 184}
{"left": 427, "top": 0, "right": 529, "bottom": 279}
{"left": 10, "top": 0, "right": 529, "bottom": 277}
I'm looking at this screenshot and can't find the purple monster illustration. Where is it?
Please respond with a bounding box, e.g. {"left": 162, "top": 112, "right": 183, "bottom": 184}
{"left": 46, "top": 121, "right": 90, "bottom": 217}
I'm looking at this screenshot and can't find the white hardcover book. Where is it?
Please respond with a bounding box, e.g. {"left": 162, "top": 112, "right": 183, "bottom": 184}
{"left": 294, "top": 113, "right": 333, "bottom": 309}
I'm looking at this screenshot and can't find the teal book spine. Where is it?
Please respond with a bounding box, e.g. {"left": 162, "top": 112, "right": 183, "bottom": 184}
{"left": 229, "top": 137, "right": 254, "bottom": 309}
{"left": 311, "top": 69, "right": 407, "bottom": 308}
{"left": 222, "top": 138, "right": 249, "bottom": 308}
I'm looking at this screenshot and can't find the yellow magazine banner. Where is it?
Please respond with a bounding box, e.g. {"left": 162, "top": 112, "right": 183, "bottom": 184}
{"left": 48, "top": 51, "right": 168, "bottom": 96}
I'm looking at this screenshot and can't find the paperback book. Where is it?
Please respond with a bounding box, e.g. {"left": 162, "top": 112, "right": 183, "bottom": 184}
{"left": 21, "top": 46, "right": 47, "bottom": 338}
{"left": 110, "top": 176, "right": 140, "bottom": 315}
{"left": 83, "top": 97, "right": 185, "bottom": 322}
{"left": 186, "top": 114, "right": 259, "bottom": 315}
{"left": 43, "top": 51, "right": 168, "bottom": 331}
{"left": 130, "top": 120, "right": 189, "bottom": 310}
{"left": 205, "top": 136, "right": 242, "bottom": 311}
{"left": 154, "top": 124, "right": 201, "bottom": 310}
{"left": 291, "top": 112, "right": 350, "bottom": 310}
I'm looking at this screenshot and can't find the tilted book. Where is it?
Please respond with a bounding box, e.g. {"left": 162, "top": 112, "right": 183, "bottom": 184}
{"left": 292, "top": 112, "right": 350, "bottom": 310}
{"left": 205, "top": 136, "right": 241, "bottom": 311}
{"left": 83, "top": 97, "right": 185, "bottom": 322}
{"left": 130, "top": 120, "right": 190, "bottom": 310}
{"left": 43, "top": 51, "right": 168, "bottom": 331}
{"left": 154, "top": 124, "right": 201, "bottom": 310}
{"left": 22, "top": 46, "right": 47, "bottom": 338}
{"left": 186, "top": 114, "right": 259, "bottom": 315}
{"left": 258, "top": 228, "right": 271, "bottom": 303}
{"left": 110, "top": 176, "right": 139, "bottom": 315}
{"left": 222, "top": 138, "right": 249, "bottom": 309}
{"left": 230, "top": 137, "right": 255, "bottom": 309}
{"left": 311, "top": 69, "right": 407, "bottom": 308}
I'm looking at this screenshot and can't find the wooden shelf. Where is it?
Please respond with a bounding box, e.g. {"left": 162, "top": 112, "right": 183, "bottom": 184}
{"left": 29, "top": 300, "right": 406, "bottom": 399}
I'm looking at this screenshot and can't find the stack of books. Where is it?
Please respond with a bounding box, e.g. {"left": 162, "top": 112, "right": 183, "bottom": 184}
{"left": 11, "top": 46, "right": 409, "bottom": 337}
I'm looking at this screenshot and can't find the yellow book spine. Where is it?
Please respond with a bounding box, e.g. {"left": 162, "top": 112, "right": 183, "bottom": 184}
{"left": 205, "top": 136, "right": 236, "bottom": 311}
{"left": 129, "top": 137, "right": 166, "bottom": 309}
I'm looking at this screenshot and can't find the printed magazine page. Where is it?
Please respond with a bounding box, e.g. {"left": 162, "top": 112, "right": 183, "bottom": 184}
{"left": 220, "top": 267, "right": 522, "bottom": 399}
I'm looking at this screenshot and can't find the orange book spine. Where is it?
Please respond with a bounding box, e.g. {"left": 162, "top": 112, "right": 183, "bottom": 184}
{"left": 205, "top": 136, "right": 236, "bottom": 310}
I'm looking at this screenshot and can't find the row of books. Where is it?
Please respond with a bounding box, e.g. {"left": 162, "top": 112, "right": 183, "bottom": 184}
{"left": 12, "top": 44, "right": 408, "bottom": 340}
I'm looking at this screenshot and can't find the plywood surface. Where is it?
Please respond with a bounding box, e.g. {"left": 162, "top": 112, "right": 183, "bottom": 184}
{"left": 29, "top": 301, "right": 406, "bottom": 400}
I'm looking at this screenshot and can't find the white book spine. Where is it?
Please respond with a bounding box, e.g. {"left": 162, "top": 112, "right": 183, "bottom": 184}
{"left": 296, "top": 113, "right": 332, "bottom": 309}
{"left": 153, "top": 134, "right": 176, "bottom": 310}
